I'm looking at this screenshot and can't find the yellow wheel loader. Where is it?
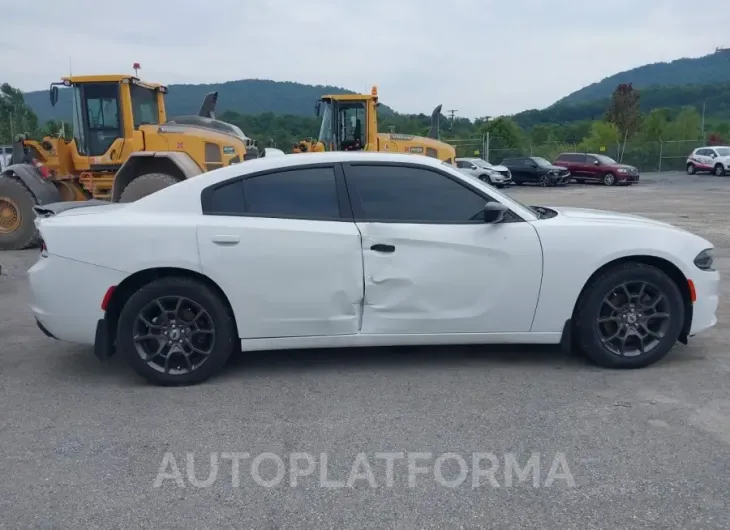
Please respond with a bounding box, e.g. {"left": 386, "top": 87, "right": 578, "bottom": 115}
{"left": 0, "top": 74, "right": 259, "bottom": 251}
{"left": 299, "top": 86, "right": 456, "bottom": 163}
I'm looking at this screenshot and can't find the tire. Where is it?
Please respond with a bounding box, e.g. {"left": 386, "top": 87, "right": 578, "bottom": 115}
{"left": 686, "top": 163, "right": 696, "bottom": 175}
{"left": 0, "top": 176, "right": 39, "bottom": 250}
{"left": 539, "top": 175, "right": 550, "bottom": 187}
{"left": 602, "top": 173, "right": 616, "bottom": 186}
{"left": 479, "top": 174, "right": 494, "bottom": 186}
{"left": 116, "top": 277, "right": 237, "bottom": 385}
{"left": 574, "top": 262, "right": 684, "bottom": 369}
{"left": 119, "top": 173, "right": 180, "bottom": 203}
{"left": 713, "top": 164, "right": 725, "bottom": 177}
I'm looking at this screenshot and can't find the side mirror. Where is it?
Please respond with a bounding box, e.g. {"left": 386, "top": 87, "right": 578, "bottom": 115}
{"left": 593, "top": 160, "right": 599, "bottom": 165}
{"left": 482, "top": 202, "right": 508, "bottom": 224}
{"left": 314, "top": 100, "right": 322, "bottom": 116}
{"left": 49, "top": 85, "right": 59, "bottom": 107}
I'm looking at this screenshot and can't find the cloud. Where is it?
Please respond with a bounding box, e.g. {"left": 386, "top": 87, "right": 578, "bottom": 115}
{"left": 1, "top": 0, "right": 728, "bottom": 118}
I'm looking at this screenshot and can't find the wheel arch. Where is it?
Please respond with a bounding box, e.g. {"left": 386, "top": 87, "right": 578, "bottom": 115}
{"left": 111, "top": 152, "right": 203, "bottom": 203}
{"left": 1, "top": 164, "right": 63, "bottom": 205}
{"left": 570, "top": 254, "right": 693, "bottom": 344}
{"left": 103, "top": 266, "right": 239, "bottom": 354}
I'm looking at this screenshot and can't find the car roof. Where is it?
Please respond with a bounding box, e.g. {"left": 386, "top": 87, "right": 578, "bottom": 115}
{"left": 697, "top": 145, "right": 730, "bottom": 150}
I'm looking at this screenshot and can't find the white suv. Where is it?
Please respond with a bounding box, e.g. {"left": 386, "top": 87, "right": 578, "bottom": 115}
{"left": 686, "top": 146, "right": 730, "bottom": 176}
{"left": 455, "top": 158, "right": 512, "bottom": 188}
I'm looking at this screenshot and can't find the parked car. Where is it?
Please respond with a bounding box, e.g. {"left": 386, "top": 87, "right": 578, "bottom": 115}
{"left": 29, "top": 151, "right": 718, "bottom": 385}
{"left": 686, "top": 146, "right": 730, "bottom": 176}
{"left": 500, "top": 156, "right": 571, "bottom": 186}
{"left": 0, "top": 145, "right": 12, "bottom": 171}
{"left": 554, "top": 153, "right": 639, "bottom": 185}
{"left": 455, "top": 157, "right": 512, "bottom": 187}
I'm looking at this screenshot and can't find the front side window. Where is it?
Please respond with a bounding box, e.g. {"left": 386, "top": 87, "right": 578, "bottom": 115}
{"left": 345, "top": 164, "right": 491, "bottom": 223}
{"left": 130, "top": 84, "right": 159, "bottom": 127}
{"left": 204, "top": 166, "right": 341, "bottom": 220}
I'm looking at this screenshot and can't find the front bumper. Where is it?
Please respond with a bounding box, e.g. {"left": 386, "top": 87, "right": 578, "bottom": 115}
{"left": 689, "top": 271, "right": 720, "bottom": 336}
{"left": 618, "top": 172, "right": 640, "bottom": 182}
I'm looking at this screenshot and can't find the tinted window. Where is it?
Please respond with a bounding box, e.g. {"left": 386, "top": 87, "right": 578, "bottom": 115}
{"left": 206, "top": 166, "right": 341, "bottom": 219}
{"left": 456, "top": 160, "right": 468, "bottom": 168}
{"left": 585, "top": 156, "right": 598, "bottom": 164}
{"left": 346, "top": 165, "right": 490, "bottom": 223}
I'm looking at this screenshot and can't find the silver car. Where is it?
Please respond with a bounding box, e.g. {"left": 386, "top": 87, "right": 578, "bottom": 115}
{"left": 455, "top": 157, "right": 512, "bottom": 188}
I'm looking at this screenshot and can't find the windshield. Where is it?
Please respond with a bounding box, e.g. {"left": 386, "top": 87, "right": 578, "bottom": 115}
{"left": 475, "top": 160, "right": 493, "bottom": 169}
{"left": 715, "top": 147, "right": 730, "bottom": 157}
{"left": 595, "top": 154, "right": 617, "bottom": 164}
{"left": 532, "top": 157, "right": 552, "bottom": 167}
{"left": 317, "top": 100, "right": 333, "bottom": 147}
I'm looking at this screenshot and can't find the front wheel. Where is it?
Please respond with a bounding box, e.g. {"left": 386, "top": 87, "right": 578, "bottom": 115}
{"left": 714, "top": 164, "right": 725, "bottom": 177}
{"left": 117, "top": 277, "right": 237, "bottom": 385}
{"left": 574, "top": 262, "right": 684, "bottom": 369}
{"left": 539, "top": 175, "right": 550, "bottom": 187}
{"left": 602, "top": 173, "right": 616, "bottom": 186}
{"left": 479, "top": 174, "right": 494, "bottom": 186}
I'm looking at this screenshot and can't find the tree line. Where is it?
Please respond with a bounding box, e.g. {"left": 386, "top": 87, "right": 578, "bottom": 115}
{"left": 2, "top": 81, "right": 726, "bottom": 172}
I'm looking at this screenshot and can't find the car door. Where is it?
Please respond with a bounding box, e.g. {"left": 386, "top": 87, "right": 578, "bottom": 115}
{"left": 197, "top": 163, "right": 365, "bottom": 339}
{"left": 456, "top": 160, "right": 478, "bottom": 178}
{"left": 584, "top": 155, "right": 601, "bottom": 180}
{"left": 507, "top": 159, "right": 526, "bottom": 183}
{"left": 341, "top": 162, "right": 543, "bottom": 335}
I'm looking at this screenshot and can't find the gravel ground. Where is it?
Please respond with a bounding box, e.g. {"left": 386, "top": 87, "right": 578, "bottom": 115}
{"left": 1, "top": 171, "right": 729, "bottom": 529}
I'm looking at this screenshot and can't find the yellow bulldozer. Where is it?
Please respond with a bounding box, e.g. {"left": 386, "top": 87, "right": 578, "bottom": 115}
{"left": 293, "top": 86, "right": 456, "bottom": 163}
{"left": 0, "top": 74, "right": 259, "bottom": 250}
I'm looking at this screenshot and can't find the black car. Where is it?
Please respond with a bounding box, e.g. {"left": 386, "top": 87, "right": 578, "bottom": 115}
{"left": 500, "top": 156, "right": 571, "bottom": 187}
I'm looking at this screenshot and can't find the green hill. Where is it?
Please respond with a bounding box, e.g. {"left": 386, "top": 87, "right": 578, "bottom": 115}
{"left": 555, "top": 49, "right": 730, "bottom": 106}
{"left": 23, "top": 79, "right": 378, "bottom": 123}
{"left": 514, "top": 82, "right": 730, "bottom": 129}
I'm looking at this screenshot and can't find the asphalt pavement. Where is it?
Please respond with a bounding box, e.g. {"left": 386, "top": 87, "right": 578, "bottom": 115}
{"left": 1, "top": 171, "right": 729, "bottom": 528}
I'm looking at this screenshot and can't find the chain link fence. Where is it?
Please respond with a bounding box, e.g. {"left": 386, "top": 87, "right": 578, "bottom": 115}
{"left": 460, "top": 137, "right": 706, "bottom": 172}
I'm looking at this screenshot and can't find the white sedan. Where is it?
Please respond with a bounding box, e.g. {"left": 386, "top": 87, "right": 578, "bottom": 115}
{"left": 28, "top": 152, "right": 719, "bottom": 385}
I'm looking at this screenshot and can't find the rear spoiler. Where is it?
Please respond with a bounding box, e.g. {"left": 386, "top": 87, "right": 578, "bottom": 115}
{"left": 33, "top": 200, "right": 112, "bottom": 218}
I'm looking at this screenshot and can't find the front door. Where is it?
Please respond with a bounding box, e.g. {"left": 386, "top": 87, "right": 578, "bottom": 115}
{"left": 342, "top": 162, "right": 543, "bottom": 335}
{"left": 197, "top": 164, "right": 364, "bottom": 339}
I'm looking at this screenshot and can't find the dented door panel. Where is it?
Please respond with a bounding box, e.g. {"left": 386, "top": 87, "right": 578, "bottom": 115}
{"left": 356, "top": 222, "right": 544, "bottom": 334}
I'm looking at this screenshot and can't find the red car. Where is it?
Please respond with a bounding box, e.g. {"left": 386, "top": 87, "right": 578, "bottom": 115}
{"left": 554, "top": 153, "right": 639, "bottom": 186}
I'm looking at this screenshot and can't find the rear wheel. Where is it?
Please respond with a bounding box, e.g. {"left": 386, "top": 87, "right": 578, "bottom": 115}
{"left": 686, "top": 163, "right": 696, "bottom": 175}
{"left": 119, "top": 173, "right": 180, "bottom": 203}
{"left": 117, "top": 277, "right": 237, "bottom": 386}
{"left": 574, "top": 262, "right": 684, "bottom": 369}
{"left": 0, "top": 176, "right": 39, "bottom": 250}
{"left": 714, "top": 164, "right": 725, "bottom": 177}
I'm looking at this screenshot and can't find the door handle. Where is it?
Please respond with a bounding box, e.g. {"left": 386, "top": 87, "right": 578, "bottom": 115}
{"left": 211, "top": 235, "right": 240, "bottom": 245}
{"left": 370, "top": 243, "right": 395, "bottom": 253}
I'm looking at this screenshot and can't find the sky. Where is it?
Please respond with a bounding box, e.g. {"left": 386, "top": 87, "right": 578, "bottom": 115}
{"left": 2, "top": 0, "right": 729, "bottom": 118}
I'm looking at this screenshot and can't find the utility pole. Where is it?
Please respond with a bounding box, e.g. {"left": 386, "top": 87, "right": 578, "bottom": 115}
{"left": 701, "top": 100, "right": 707, "bottom": 141}
{"left": 446, "top": 109, "right": 458, "bottom": 129}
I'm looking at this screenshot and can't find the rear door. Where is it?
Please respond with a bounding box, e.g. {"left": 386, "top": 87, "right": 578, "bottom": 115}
{"left": 197, "top": 163, "right": 364, "bottom": 339}
{"left": 342, "top": 162, "right": 543, "bottom": 335}
{"left": 584, "top": 155, "right": 601, "bottom": 180}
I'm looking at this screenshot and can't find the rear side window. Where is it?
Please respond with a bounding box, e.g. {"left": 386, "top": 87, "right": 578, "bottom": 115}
{"left": 345, "top": 164, "right": 490, "bottom": 223}
{"left": 203, "top": 166, "right": 341, "bottom": 220}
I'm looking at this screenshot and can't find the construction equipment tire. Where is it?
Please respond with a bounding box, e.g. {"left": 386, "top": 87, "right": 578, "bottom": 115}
{"left": 118, "top": 173, "right": 180, "bottom": 203}
{"left": 0, "top": 176, "right": 39, "bottom": 250}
